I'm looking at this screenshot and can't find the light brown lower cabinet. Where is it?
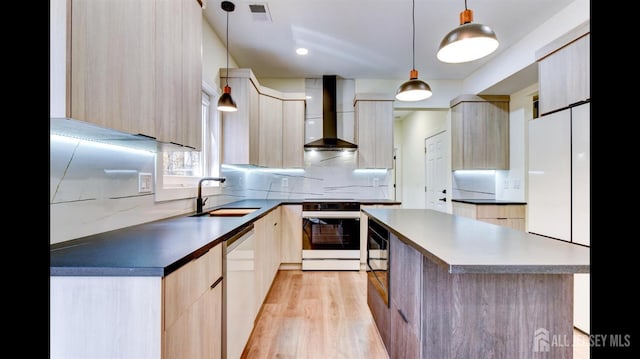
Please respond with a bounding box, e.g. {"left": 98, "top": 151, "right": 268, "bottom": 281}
{"left": 164, "top": 244, "right": 223, "bottom": 359}
{"left": 452, "top": 202, "right": 526, "bottom": 231}
{"left": 50, "top": 243, "right": 223, "bottom": 359}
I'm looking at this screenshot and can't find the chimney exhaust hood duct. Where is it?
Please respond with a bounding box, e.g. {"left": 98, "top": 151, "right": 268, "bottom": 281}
{"left": 304, "top": 75, "right": 358, "bottom": 151}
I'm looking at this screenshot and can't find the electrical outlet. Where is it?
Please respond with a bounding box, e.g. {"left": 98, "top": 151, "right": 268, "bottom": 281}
{"left": 513, "top": 179, "right": 521, "bottom": 189}
{"left": 372, "top": 178, "right": 379, "bottom": 187}
{"left": 138, "top": 172, "right": 153, "bottom": 193}
{"left": 503, "top": 179, "right": 509, "bottom": 190}
{"left": 281, "top": 178, "right": 288, "bottom": 187}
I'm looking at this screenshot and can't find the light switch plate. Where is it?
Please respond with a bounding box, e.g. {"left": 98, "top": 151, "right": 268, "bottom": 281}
{"left": 138, "top": 172, "right": 153, "bottom": 193}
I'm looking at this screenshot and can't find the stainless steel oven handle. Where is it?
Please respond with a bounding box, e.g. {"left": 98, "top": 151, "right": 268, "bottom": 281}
{"left": 302, "top": 211, "right": 361, "bottom": 219}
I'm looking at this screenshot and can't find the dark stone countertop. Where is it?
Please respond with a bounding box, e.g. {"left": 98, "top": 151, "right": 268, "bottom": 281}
{"left": 362, "top": 208, "right": 588, "bottom": 274}
{"left": 50, "top": 198, "right": 402, "bottom": 277}
{"left": 50, "top": 199, "right": 283, "bottom": 277}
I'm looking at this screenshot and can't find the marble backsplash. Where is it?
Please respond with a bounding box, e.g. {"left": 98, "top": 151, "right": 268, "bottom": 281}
{"left": 50, "top": 135, "right": 391, "bottom": 244}
{"left": 452, "top": 171, "right": 496, "bottom": 200}
{"left": 49, "top": 135, "right": 236, "bottom": 244}
{"left": 220, "top": 151, "right": 392, "bottom": 200}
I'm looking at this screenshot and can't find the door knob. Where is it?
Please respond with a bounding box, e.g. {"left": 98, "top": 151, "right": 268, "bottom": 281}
{"left": 439, "top": 197, "right": 447, "bottom": 202}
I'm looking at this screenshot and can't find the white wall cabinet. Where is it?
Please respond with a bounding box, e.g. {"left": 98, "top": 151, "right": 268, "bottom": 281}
{"left": 355, "top": 95, "right": 394, "bottom": 169}
{"left": 56, "top": 0, "right": 202, "bottom": 149}
{"left": 528, "top": 109, "right": 572, "bottom": 241}
{"left": 529, "top": 103, "right": 590, "bottom": 334}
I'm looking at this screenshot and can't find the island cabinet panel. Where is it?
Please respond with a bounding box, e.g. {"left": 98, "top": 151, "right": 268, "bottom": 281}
{"left": 390, "top": 233, "right": 422, "bottom": 359}
{"left": 367, "top": 273, "right": 391, "bottom": 351}
{"left": 422, "top": 257, "right": 573, "bottom": 358}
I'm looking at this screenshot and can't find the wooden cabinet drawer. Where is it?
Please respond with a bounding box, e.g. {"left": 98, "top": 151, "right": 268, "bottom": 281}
{"left": 480, "top": 218, "right": 525, "bottom": 231}
{"left": 476, "top": 205, "right": 525, "bottom": 219}
{"left": 164, "top": 244, "right": 222, "bottom": 329}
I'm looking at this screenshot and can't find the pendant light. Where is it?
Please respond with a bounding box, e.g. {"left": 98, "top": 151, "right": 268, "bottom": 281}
{"left": 217, "top": 1, "right": 237, "bottom": 112}
{"left": 437, "top": 0, "right": 499, "bottom": 64}
{"left": 396, "top": 0, "right": 432, "bottom": 102}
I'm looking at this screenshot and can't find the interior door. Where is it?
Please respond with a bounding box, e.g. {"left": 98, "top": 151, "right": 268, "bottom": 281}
{"left": 425, "top": 131, "right": 448, "bottom": 213}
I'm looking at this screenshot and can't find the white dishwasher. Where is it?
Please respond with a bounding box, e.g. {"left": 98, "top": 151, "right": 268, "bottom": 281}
{"left": 224, "top": 225, "right": 255, "bottom": 359}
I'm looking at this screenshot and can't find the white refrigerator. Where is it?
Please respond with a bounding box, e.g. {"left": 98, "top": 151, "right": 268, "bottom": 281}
{"left": 528, "top": 102, "right": 590, "bottom": 333}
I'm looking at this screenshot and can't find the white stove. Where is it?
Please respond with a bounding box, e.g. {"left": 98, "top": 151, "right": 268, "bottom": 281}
{"left": 301, "top": 201, "right": 361, "bottom": 271}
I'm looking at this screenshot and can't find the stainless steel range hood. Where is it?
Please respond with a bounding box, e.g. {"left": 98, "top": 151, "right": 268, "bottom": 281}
{"left": 304, "top": 75, "right": 357, "bottom": 151}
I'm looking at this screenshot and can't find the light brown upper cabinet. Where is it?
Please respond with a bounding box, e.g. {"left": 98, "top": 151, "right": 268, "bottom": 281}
{"left": 354, "top": 94, "right": 394, "bottom": 169}
{"left": 282, "top": 99, "right": 305, "bottom": 168}
{"left": 220, "top": 69, "right": 305, "bottom": 167}
{"left": 536, "top": 21, "right": 590, "bottom": 116}
{"left": 63, "top": 0, "right": 202, "bottom": 149}
{"left": 259, "top": 93, "right": 284, "bottom": 168}
{"left": 450, "top": 94, "right": 510, "bottom": 170}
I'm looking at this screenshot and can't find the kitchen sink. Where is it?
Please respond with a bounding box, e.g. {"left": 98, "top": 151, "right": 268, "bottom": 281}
{"left": 207, "top": 208, "right": 259, "bottom": 217}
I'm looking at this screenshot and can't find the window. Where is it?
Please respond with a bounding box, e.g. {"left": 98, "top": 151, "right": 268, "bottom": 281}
{"left": 155, "top": 83, "right": 221, "bottom": 201}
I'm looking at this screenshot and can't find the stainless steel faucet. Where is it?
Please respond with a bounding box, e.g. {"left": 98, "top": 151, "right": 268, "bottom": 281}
{"left": 196, "top": 177, "right": 226, "bottom": 213}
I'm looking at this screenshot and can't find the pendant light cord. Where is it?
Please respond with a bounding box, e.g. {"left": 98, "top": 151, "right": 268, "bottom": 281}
{"left": 225, "top": 10, "right": 230, "bottom": 87}
{"left": 465, "top": 0, "right": 468, "bottom": 10}
{"left": 411, "top": 0, "right": 415, "bottom": 70}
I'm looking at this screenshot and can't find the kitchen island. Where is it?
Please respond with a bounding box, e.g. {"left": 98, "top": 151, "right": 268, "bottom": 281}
{"left": 363, "top": 208, "right": 589, "bottom": 359}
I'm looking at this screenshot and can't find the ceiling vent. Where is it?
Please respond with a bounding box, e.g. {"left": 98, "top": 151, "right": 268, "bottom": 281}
{"left": 249, "top": 3, "right": 272, "bottom": 22}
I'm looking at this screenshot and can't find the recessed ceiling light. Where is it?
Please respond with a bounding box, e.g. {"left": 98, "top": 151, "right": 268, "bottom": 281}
{"left": 296, "top": 48, "right": 309, "bottom": 55}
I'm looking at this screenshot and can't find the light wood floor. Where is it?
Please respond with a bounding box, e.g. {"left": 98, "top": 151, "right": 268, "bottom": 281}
{"left": 242, "top": 270, "right": 590, "bottom": 359}
{"left": 241, "top": 270, "right": 388, "bottom": 359}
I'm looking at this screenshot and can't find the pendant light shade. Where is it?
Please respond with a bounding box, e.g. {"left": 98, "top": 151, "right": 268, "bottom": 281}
{"left": 217, "top": 1, "right": 238, "bottom": 112}
{"left": 396, "top": 0, "right": 433, "bottom": 102}
{"left": 396, "top": 69, "right": 432, "bottom": 102}
{"left": 437, "top": 1, "right": 499, "bottom": 64}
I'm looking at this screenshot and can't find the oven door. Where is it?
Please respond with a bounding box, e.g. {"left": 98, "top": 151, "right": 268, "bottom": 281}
{"left": 367, "top": 221, "right": 389, "bottom": 306}
{"left": 302, "top": 211, "right": 360, "bottom": 251}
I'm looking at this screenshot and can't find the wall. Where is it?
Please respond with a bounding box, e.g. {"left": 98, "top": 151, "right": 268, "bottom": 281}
{"left": 49, "top": 136, "right": 238, "bottom": 244}
{"left": 394, "top": 110, "right": 448, "bottom": 208}
{"left": 463, "top": 0, "right": 589, "bottom": 94}
{"left": 495, "top": 83, "right": 537, "bottom": 202}
{"left": 202, "top": 16, "right": 238, "bottom": 91}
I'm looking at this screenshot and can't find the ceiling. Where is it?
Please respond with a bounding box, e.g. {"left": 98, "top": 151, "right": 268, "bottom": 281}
{"left": 203, "top": 0, "right": 576, "bottom": 81}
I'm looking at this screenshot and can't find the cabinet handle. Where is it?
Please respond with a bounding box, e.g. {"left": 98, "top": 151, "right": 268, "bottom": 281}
{"left": 438, "top": 197, "right": 447, "bottom": 202}
{"left": 398, "top": 309, "right": 409, "bottom": 323}
{"left": 442, "top": 189, "right": 447, "bottom": 194}
{"left": 211, "top": 276, "right": 223, "bottom": 289}
{"left": 194, "top": 248, "right": 210, "bottom": 259}
{"left": 135, "top": 133, "right": 156, "bottom": 140}
{"left": 274, "top": 222, "right": 278, "bottom": 226}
